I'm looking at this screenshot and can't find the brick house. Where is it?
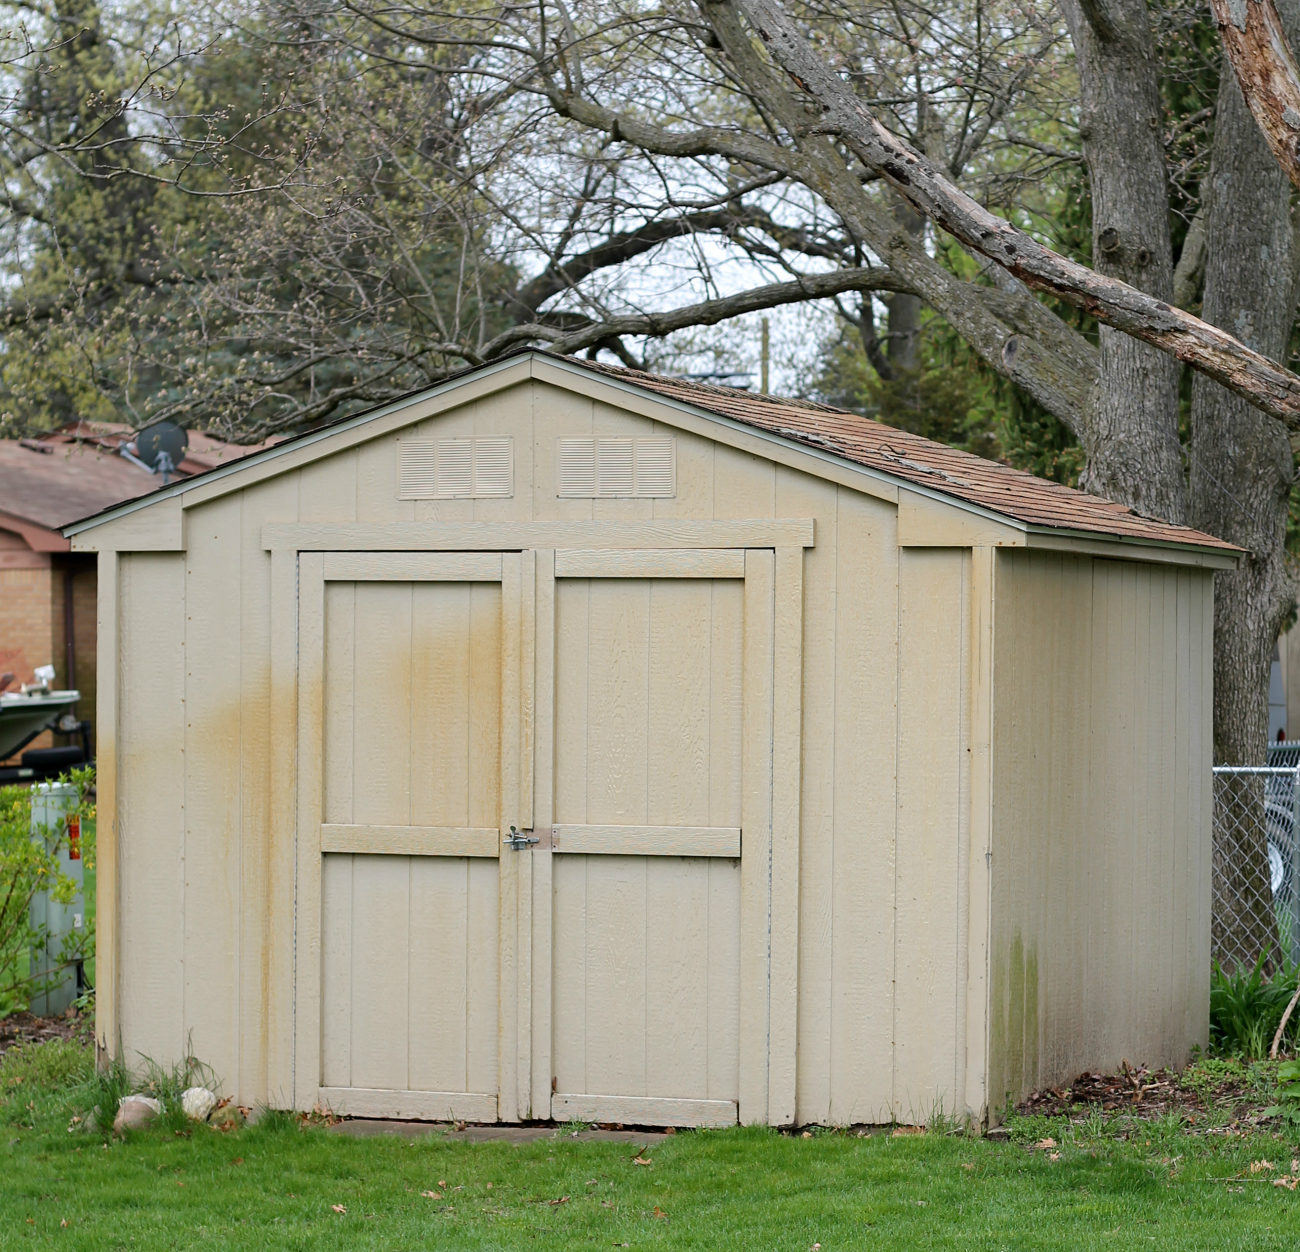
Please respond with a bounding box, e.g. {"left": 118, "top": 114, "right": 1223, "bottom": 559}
{"left": 1, "top": 423, "right": 270, "bottom": 765}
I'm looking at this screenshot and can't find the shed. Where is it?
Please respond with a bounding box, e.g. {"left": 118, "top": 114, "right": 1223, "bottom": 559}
{"left": 65, "top": 352, "right": 1238, "bottom": 1128}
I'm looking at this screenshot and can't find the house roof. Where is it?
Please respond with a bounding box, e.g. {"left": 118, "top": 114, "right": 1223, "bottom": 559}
{"left": 58, "top": 351, "right": 1238, "bottom": 558}
{"left": 1, "top": 423, "right": 278, "bottom": 543}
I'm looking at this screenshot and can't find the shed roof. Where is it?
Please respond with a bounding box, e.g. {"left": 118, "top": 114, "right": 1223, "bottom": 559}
{"left": 59, "top": 352, "right": 1237, "bottom": 557}
{"left": 571, "top": 359, "right": 1237, "bottom": 554}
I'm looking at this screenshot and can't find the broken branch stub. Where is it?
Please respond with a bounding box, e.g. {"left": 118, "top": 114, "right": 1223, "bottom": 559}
{"left": 1210, "top": 0, "right": 1300, "bottom": 193}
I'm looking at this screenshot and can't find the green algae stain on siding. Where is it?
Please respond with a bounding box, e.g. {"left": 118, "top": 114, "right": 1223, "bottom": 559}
{"left": 990, "top": 932, "right": 1040, "bottom": 1115}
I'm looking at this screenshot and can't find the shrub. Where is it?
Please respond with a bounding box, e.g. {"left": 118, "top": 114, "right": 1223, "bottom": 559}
{"left": 0, "top": 768, "right": 96, "bottom": 1015}
{"left": 1209, "top": 957, "right": 1300, "bottom": 1058}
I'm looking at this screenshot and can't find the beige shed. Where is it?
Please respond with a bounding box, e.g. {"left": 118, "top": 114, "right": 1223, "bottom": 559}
{"left": 65, "top": 353, "right": 1238, "bottom": 1128}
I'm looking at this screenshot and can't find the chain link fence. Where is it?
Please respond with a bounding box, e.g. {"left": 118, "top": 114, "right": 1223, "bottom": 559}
{"left": 1212, "top": 751, "right": 1300, "bottom": 972}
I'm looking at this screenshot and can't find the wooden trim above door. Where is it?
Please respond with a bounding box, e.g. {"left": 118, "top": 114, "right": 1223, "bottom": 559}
{"left": 322, "top": 551, "right": 502, "bottom": 581}
{"left": 264, "top": 519, "right": 815, "bottom": 552}
{"left": 555, "top": 548, "right": 745, "bottom": 579}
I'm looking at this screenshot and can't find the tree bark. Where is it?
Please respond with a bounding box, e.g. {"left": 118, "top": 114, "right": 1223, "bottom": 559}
{"left": 733, "top": 0, "right": 1300, "bottom": 435}
{"left": 1191, "top": 16, "right": 1300, "bottom": 969}
{"left": 1210, "top": 0, "right": 1300, "bottom": 192}
{"left": 886, "top": 197, "right": 926, "bottom": 373}
{"left": 1060, "top": 0, "right": 1187, "bottom": 523}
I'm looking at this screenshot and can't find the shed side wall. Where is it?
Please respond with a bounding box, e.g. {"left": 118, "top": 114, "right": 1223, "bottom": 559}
{"left": 987, "top": 550, "right": 1214, "bottom": 1110}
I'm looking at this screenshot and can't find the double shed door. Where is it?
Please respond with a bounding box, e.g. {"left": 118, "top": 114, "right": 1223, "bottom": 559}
{"left": 293, "top": 541, "right": 799, "bottom": 1126}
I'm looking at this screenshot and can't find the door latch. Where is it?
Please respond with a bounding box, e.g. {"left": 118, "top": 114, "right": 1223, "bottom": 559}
{"left": 504, "top": 826, "right": 538, "bottom": 850}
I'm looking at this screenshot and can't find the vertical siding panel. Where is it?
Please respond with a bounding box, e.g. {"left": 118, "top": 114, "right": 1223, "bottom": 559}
{"left": 776, "top": 472, "right": 837, "bottom": 1126}
{"left": 239, "top": 474, "right": 297, "bottom": 1105}
{"left": 354, "top": 434, "right": 413, "bottom": 523}
{"left": 320, "top": 855, "right": 353, "bottom": 1087}
{"left": 894, "top": 549, "right": 964, "bottom": 1121}
{"left": 183, "top": 497, "right": 242, "bottom": 1091}
{"left": 117, "top": 554, "right": 187, "bottom": 1070}
{"left": 531, "top": 382, "right": 594, "bottom": 523}
{"left": 653, "top": 428, "right": 714, "bottom": 521}
{"left": 831, "top": 489, "right": 896, "bottom": 1124}
{"left": 473, "top": 388, "right": 534, "bottom": 524}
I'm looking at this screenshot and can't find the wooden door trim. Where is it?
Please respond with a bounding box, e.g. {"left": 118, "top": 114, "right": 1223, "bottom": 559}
{"left": 290, "top": 550, "right": 524, "bottom": 1117}
{"left": 264, "top": 519, "right": 815, "bottom": 553}
{"left": 321, "top": 1086, "right": 497, "bottom": 1123}
{"left": 551, "top": 1093, "right": 738, "bottom": 1129}
{"left": 320, "top": 824, "right": 500, "bottom": 857}
{"left": 550, "top": 824, "right": 741, "bottom": 857}
{"left": 538, "top": 544, "right": 804, "bottom": 1128}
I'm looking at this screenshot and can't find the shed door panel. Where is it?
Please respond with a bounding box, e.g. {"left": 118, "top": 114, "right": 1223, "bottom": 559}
{"left": 318, "top": 577, "right": 502, "bottom": 1118}
{"left": 550, "top": 574, "right": 747, "bottom": 1124}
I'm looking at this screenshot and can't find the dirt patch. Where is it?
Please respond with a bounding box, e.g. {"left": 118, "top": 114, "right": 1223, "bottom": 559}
{"left": 1016, "top": 1059, "right": 1285, "bottom": 1127}
{"left": 0, "top": 1009, "right": 91, "bottom": 1057}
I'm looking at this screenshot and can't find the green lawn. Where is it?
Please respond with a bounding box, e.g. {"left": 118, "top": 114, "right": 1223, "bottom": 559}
{"left": 1, "top": 1044, "right": 1299, "bottom": 1249}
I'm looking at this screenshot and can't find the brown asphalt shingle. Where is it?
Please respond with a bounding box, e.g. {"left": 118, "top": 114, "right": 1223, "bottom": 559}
{"left": 569, "top": 358, "right": 1236, "bottom": 553}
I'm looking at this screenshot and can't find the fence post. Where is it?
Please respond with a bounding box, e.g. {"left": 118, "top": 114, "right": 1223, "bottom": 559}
{"left": 28, "top": 781, "right": 84, "bottom": 1016}
{"left": 1293, "top": 766, "right": 1300, "bottom": 969}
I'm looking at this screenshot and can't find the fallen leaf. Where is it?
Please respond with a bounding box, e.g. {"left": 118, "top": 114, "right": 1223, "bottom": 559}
{"left": 961, "top": 1163, "right": 975, "bottom": 1171}
{"left": 60, "top": 1220, "right": 68, "bottom": 1228}
{"left": 653, "top": 1206, "right": 668, "bottom": 1219}
{"left": 230, "top": 1158, "right": 243, "bottom": 1166}
{"left": 1049, "top": 1152, "right": 1061, "bottom": 1162}
{"left": 801, "top": 1130, "right": 813, "bottom": 1139}
{"left": 1274, "top": 1176, "right": 1298, "bottom": 1191}
{"left": 632, "top": 1155, "right": 652, "bottom": 1166}
{"left": 331, "top": 1204, "right": 347, "bottom": 1214}
{"left": 1035, "top": 1138, "right": 1057, "bottom": 1150}
{"left": 586, "top": 1179, "right": 598, "bottom": 1186}
{"left": 420, "top": 1191, "right": 442, "bottom": 1199}
{"left": 486, "top": 1182, "right": 493, "bottom": 1189}
{"left": 1293, "top": 1159, "right": 1300, "bottom": 1174}
{"left": 892, "top": 1125, "right": 923, "bottom": 1136}
{"left": 438, "top": 1180, "right": 446, "bottom": 1187}
{"left": 549, "top": 1195, "right": 570, "bottom": 1207}
{"left": 812, "top": 1244, "right": 822, "bottom": 1250}
{"left": 1250, "top": 1160, "right": 1275, "bottom": 1174}
{"left": 25, "top": 1218, "right": 33, "bottom": 1225}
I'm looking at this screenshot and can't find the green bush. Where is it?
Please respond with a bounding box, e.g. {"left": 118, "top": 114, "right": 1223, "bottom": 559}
{"left": 0, "top": 768, "right": 96, "bottom": 1015}
{"left": 1209, "top": 957, "right": 1299, "bottom": 1058}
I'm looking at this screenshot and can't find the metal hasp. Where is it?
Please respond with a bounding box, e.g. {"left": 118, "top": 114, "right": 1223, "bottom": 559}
{"left": 503, "top": 825, "right": 538, "bottom": 850}
{"left": 28, "top": 782, "right": 85, "bottom": 1015}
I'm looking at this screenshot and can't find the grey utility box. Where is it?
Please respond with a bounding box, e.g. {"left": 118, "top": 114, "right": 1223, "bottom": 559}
{"left": 28, "top": 782, "right": 85, "bottom": 1016}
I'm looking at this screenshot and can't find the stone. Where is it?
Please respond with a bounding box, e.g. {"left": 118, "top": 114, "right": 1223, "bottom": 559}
{"left": 207, "top": 1102, "right": 244, "bottom": 1132}
{"left": 181, "top": 1087, "right": 218, "bottom": 1122}
{"left": 113, "top": 1095, "right": 162, "bottom": 1133}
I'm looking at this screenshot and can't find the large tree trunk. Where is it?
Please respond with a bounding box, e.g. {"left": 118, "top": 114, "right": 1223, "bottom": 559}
{"left": 1059, "top": 0, "right": 1187, "bottom": 524}
{"left": 1191, "top": 19, "right": 1300, "bottom": 970}
{"left": 886, "top": 198, "right": 925, "bottom": 373}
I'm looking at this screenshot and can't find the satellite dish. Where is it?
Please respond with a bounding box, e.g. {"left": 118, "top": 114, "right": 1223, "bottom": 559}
{"left": 133, "top": 421, "right": 188, "bottom": 482}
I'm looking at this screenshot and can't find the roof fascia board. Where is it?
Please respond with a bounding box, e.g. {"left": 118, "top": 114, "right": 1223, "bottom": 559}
{"left": 1021, "top": 528, "right": 1239, "bottom": 569}
{"left": 62, "top": 355, "right": 533, "bottom": 537}
{"left": 531, "top": 355, "right": 900, "bottom": 505}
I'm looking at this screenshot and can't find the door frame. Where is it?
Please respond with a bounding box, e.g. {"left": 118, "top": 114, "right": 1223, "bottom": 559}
{"left": 265, "top": 519, "right": 810, "bottom": 1123}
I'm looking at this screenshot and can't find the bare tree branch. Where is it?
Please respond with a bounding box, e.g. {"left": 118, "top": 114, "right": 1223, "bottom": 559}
{"left": 735, "top": 0, "right": 1300, "bottom": 443}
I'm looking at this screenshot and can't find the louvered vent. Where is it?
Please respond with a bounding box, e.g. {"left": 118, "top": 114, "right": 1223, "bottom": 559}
{"left": 556, "top": 437, "right": 676, "bottom": 498}
{"left": 397, "top": 437, "right": 514, "bottom": 499}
